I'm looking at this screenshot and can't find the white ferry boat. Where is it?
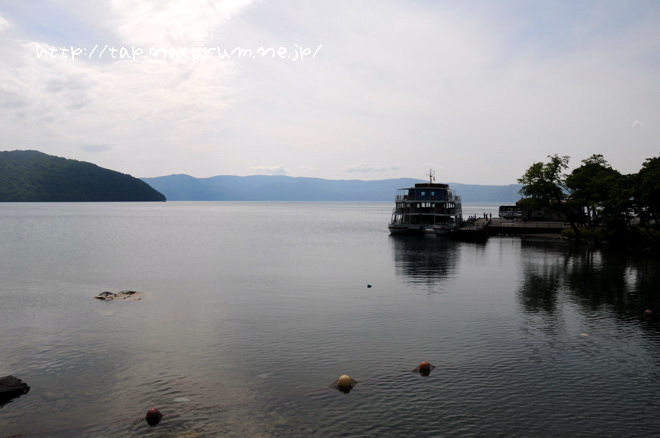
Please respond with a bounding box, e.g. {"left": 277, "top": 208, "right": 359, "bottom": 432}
{"left": 388, "top": 171, "right": 462, "bottom": 235}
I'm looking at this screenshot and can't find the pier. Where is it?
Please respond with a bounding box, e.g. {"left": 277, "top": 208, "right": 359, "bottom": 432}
{"left": 486, "top": 218, "right": 572, "bottom": 234}
{"left": 453, "top": 218, "right": 571, "bottom": 241}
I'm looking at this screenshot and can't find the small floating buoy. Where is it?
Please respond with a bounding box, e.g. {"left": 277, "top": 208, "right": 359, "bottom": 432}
{"left": 332, "top": 374, "right": 357, "bottom": 393}
{"left": 412, "top": 361, "right": 436, "bottom": 376}
{"left": 145, "top": 408, "right": 162, "bottom": 426}
{"left": 367, "top": 284, "right": 372, "bottom": 288}
{"left": 643, "top": 309, "right": 653, "bottom": 320}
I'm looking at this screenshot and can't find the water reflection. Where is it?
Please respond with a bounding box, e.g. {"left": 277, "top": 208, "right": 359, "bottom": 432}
{"left": 518, "top": 240, "right": 660, "bottom": 321}
{"left": 519, "top": 262, "right": 563, "bottom": 314}
{"left": 389, "top": 235, "right": 459, "bottom": 292}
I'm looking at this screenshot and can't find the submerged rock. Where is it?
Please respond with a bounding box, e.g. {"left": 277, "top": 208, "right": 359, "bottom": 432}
{"left": 94, "top": 290, "right": 143, "bottom": 301}
{"left": 0, "top": 375, "right": 30, "bottom": 407}
{"left": 95, "top": 291, "right": 114, "bottom": 300}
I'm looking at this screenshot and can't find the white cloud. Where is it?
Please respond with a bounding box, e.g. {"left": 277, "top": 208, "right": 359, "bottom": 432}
{"left": 0, "top": 0, "right": 257, "bottom": 175}
{"left": 0, "top": 14, "right": 11, "bottom": 32}
{"left": 3, "top": 39, "right": 236, "bottom": 148}
{"left": 345, "top": 164, "right": 400, "bottom": 174}
{"left": 80, "top": 144, "right": 115, "bottom": 153}
{"left": 249, "top": 165, "right": 287, "bottom": 175}
{"left": 110, "top": 0, "right": 255, "bottom": 46}
{"left": 630, "top": 120, "right": 645, "bottom": 128}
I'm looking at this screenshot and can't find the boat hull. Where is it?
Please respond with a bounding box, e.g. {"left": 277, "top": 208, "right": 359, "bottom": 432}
{"left": 388, "top": 223, "right": 423, "bottom": 234}
{"left": 388, "top": 223, "right": 456, "bottom": 235}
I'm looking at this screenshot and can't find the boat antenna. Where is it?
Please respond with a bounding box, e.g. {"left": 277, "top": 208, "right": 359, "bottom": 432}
{"left": 429, "top": 169, "right": 435, "bottom": 184}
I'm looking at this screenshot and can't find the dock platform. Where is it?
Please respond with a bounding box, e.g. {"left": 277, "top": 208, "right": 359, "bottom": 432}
{"left": 486, "top": 218, "right": 571, "bottom": 234}
{"left": 453, "top": 218, "right": 570, "bottom": 241}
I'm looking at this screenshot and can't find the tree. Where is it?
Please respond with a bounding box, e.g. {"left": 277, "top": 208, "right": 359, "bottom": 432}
{"left": 630, "top": 156, "right": 660, "bottom": 236}
{"left": 637, "top": 156, "right": 660, "bottom": 222}
{"left": 518, "top": 154, "right": 569, "bottom": 202}
{"left": 518, "top": 154, "right": 580, "bottom": 235}
{"left": 519, "top": 153, "right": 659, "bottom": 246}
{"left": 565, "top": 154, "right": 623, "bottom": 228}
{"left": 602, "top": 173, "right": 636, "bottom": 235}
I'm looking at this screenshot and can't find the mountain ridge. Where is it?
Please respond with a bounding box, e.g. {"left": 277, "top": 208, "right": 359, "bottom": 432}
{"left": 142, "top": 174, "right": 521, "bottom": 202}
{"left": 0, "top": 150, "right": 166, "bottom": 202}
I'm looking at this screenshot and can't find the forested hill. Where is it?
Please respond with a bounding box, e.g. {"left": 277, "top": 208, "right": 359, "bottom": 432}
{"left": 0, "top": 150, "right": 166, "bottom": 202}
{"left": 142, "top": 174, "right": 521, "bottom": 202}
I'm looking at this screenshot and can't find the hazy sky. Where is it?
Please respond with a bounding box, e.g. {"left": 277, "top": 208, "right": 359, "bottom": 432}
{"left": 1, "top": 0, "right": 658, "bottom": 184}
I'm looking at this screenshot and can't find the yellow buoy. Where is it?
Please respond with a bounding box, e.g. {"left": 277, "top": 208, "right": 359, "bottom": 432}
{"left": 334, "top": 374, "right": 357, "bottom": 393}
{"left": 337, "top": 375, "right": 352, "bottom": 388}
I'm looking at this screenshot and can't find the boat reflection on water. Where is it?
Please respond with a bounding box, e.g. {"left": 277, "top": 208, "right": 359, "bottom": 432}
{"left": 389, "top": 234, "right": 459, "bottom": 292}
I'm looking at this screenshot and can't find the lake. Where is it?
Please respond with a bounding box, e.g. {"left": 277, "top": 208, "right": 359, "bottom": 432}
{"left": 1, "top": 202, "right": 659, "bottom": 437}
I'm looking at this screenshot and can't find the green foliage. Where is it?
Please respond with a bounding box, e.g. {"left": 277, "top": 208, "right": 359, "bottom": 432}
{"left": 518, "top": 154, "right": 580, "bottom": 234}
{"left": 0, "top": 150, "right": 166, "bottom": 202}
{"left": 520, "top": 152, "right": 660, "bottom": 248}
{"left": 636, "top": 156, "right": 660, "bottom": 221}
{"left": 565, "top": 154, "right": 623, "bottom": 227}
{"left": 518, "top": 154, "right": 569, "bottom": 203}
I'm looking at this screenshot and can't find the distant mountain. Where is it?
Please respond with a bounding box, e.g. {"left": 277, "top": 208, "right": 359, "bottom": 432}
{"left": 0, "top": 150, "right": 166, "bottom": 202}
{"left": 447, "top": 183, "right": 523, "bottom": 203}
{"left": 142, "top": 174, "right": 521, "bottom": 202}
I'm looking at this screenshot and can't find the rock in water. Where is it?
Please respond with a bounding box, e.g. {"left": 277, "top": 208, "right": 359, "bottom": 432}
{"left": 94, "top": 290, "right": 143, "bottom": 301}
{"left": 95, "top": 291, "right": 115, "bottom": 300}
{"left": 0, "top": 375, "right": 30, "bottom": 407}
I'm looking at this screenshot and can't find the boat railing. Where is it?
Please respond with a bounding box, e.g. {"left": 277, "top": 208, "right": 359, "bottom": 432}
{"left": 396, "top": 195, "right": 456, "bottom": 203}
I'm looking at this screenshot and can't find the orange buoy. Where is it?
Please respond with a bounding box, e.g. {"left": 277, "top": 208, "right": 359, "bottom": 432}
{"left": 145, "top": 408, "right": 163, "bottom": 426}
{"left": 643, "top": 309, "right": 653, "bottom": 320}
{"left": 333, "top": 374, "right": 357, "bottom": 393}
{"left": 413, "top": 361, "right": 435, "bottom": 376}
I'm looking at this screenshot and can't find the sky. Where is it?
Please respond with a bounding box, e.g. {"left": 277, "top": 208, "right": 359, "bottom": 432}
{"left": 0, "top": 0, "right": 659, "bottom": 184}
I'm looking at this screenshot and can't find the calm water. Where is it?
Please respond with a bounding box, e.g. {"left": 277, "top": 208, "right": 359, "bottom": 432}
{"left": 0, "top": 202, "right": 659, "bottom": 437}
